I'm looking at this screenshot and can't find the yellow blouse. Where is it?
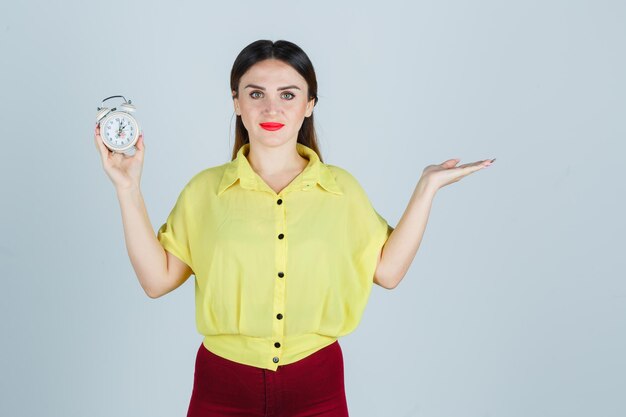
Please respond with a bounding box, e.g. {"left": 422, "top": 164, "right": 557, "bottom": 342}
{"left": 157, "top": 142, "right": 393, "bottom": 371}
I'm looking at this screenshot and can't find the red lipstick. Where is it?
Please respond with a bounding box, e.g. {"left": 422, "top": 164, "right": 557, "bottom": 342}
{"left": 259, "top": 122, "right": 284, "bottom": 131}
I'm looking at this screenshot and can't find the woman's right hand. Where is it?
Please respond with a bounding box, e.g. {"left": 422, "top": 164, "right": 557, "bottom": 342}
{"left": 94, "top": 122, "right": 145, "bottom": 192}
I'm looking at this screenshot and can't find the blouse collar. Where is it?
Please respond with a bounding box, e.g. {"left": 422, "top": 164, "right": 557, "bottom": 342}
{"left": 217, "top": 142, "right": 343, "bottom": 196}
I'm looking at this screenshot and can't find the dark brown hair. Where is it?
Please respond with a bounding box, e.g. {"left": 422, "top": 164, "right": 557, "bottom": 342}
{"left": 229, "top": 39, "right": 323, "bottom": 162}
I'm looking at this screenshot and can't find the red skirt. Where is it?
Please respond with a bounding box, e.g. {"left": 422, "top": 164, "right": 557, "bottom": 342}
{"left": 186, "top": 340, "right": 350, "bottom": 417}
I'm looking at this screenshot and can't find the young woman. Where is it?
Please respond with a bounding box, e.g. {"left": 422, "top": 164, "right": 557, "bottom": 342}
{"left": 94, "top": 39, "right": 495, "bottom": 417}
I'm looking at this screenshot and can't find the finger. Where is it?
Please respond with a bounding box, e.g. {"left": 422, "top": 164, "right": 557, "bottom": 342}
{"left": 461, "top": 161, "right": 491, "bottom": 173}
{"left": 131, "top": 133, "right": 145, "bottom": 162}
{"left": 440, "top": 158, "right": 461, "bottom": 167}
{"left": 136, "top": 132, "right": 145, "bottom": 152}
{"left": 94, "top": 124, "right": 101, "bottom": 150}
{"left": 94, "top": 127, "right": 112, "bottom": 164}
{"left": 457, "top": 159, "right": 490, "bottom": 169}
{"left": 94, "top": 134, "right": 108, "bottom": 163}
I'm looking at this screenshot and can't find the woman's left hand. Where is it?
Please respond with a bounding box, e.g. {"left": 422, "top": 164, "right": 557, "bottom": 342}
{"left": 419, "top": 158, "right": 495, "bottom": 192}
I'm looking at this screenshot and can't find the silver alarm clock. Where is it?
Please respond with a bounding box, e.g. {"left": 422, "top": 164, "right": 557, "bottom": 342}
{"left": 96, "top": 95, "right": 141, "bottom": 156}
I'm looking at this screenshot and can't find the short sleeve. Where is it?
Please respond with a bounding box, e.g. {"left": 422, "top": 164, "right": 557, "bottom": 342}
{"left": 359, "top": 195, "right": 393, "bottom": 256}
{"left": 157, "top": 185, "right": 194, "bottom": 272}
{"left": 372, "top": 205, "right": 394, "bottom": 251}
{"left": 346, "top": 176, "right": 394, "bottom": 282}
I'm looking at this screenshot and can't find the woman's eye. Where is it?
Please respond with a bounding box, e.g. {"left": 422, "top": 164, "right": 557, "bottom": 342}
{"left": 249, "top": 91, "right": 295, "bottom": 100}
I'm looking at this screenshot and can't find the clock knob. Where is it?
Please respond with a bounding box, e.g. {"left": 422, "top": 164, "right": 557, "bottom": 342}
{"left": 96, "top": 107, "right": 111, "bottom": 123}
{"left": 118, "top": 102, "right": 137, "bottom": 113}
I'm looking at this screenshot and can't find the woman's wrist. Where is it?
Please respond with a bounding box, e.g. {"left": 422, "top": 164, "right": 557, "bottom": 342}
{"left": 115, "top": 184, "right": 142, "bottom": 198}
{"left": 415, "top": 176, "right": 438, "bottom": 198}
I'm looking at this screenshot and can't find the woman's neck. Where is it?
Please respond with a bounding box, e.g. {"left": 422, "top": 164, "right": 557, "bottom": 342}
{"left": 245, "top": 142, "right": 309, "bottom": 177}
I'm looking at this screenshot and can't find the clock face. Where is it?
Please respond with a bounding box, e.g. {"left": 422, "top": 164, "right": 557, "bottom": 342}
{"left": 102, "top": 112, "right": 138, "bottom": 149}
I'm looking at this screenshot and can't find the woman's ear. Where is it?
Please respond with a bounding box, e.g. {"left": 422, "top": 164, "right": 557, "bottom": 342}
{"left": 232, "top": 90, "right": 240, "bottom": 116}
{"left": 305, "top": 97, "right": 315, "bottom": 118}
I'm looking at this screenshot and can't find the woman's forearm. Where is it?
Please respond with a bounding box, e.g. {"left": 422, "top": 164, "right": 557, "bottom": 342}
{"left": 116, "top": 186, "right": 168, "bottom": 298}
{"left": 377, "top": 179, "right": 437, "bottom": 289}
{"left": 377, "top": 157, "right": 494, "bottom": 289}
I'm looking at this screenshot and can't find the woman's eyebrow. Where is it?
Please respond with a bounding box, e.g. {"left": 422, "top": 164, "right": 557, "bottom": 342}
{"left": 244, "top": 84, "right": 301, "bottom": 91}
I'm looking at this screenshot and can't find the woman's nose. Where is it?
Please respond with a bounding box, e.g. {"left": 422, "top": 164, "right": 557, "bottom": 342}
{"left": 263, "top": 97, "right": 280, "bottom": 114}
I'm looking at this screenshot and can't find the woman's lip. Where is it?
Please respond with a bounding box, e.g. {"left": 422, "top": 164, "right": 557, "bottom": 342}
{"left": 259, "top": 122, "right": 284, "bottom": 131}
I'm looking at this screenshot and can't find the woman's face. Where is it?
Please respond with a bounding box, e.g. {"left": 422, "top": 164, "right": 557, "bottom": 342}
{"left": 233, "top": 59, "right": 315, "bottom": 147}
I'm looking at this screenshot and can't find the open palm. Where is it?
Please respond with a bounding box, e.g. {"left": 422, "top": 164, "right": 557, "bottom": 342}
{"left": 422, "top": 157, "right": 495, "bottom": 191}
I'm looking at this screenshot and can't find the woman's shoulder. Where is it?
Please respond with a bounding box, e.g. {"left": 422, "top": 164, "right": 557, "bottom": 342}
{"left": 179, "top": 161, "right": 231, "bottom": 195}
{"left": 323, "top": 163, "right": 367, "bottom": 196}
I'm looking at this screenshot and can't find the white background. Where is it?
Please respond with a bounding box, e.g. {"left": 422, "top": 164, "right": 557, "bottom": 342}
{"left": 1, "top": 0, "right": 624, "bottom": 416}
